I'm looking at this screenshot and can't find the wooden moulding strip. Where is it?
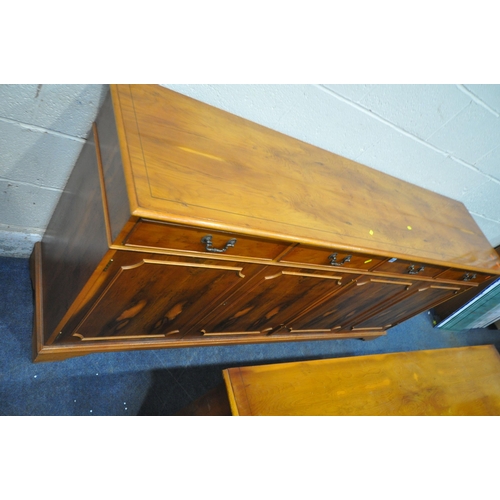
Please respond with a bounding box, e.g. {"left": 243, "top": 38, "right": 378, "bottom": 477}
{"left": 142, "top": 259, "right": 243, "bottom": 273}
{"left": 31, "top": 242, "right": 45, "bottom": 361}
{"left": 93, "top": 122, "right": 113, "bottom": 247}
{"left": 32, "top": 328, "right": 388, "bottom": 363}
{"left": 351, "top": 327, "right": 386, "bottom": 331}
{"left": 110, "top": 85, "right": 140, "bottom": 214}
{"left": 365, "top": 278, "right": 414, "bottom": 286}
{"left": 271, "top": 329, "right": 387, "bottom": 339}
{"left": 73, "top": 333, "right": 171, "bottom": 341}
{"left": 417, "top": 285, "right": 462, "bottom": 292}
{"left": 288, "top": 326, "right": 341, "bottom": 334}
{"left": 222, "top": 369, "right": 241, "bottom": 416}
{"left": 202, "top": 331, "right": 262, "bottom": 337}
{"left": 287, "top": 329, "right": 339, "bottom": 334}
{"left": 281, "top": 270, "right": 343, "bottom": 280}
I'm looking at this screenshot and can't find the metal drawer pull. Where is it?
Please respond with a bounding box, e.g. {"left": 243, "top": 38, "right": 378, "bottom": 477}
{"left": 329, "top": 253, "right": 352, "bottom": 266}
{"left": 201, "top": 235, "right": 237, "bottom": 253}
{"left": 462, "top": 272, "right": 477, "bottom": 281}
{"left": 408, "top": 264, "right": 425, "bottom": 275}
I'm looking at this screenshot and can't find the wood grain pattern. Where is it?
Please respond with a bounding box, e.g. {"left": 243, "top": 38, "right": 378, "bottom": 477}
{"left": 288, "top": 277, "right": 411, "bottom": 331}
{"left": 352, "top": 282, "right": 464, "bottom": 330}
{"left": 195, "top": 268, "right": 350, "bottom": 336}
{"left": 223, "top": 345, "right": 500, "bottom": 415}
{"left": 112, "top": 84, "right": 500, "bottom": 274}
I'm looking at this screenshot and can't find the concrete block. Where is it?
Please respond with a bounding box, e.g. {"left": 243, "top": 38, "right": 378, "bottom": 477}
{"left": 0, "top": 121, "right": 84, "bottom": 189}
{"left": 470, "top": 213, "right": 500, "bottom": 248}
{"left": 0, "top": 84, "right": 107, "bottom": 138}
{"left": 426, "top": 102, "right": 500, "bottom": 164}
{"left": 354, "top": 127, "right": 487, "bottom": 202}
{"left": 461, "top": 179, "right": 500, "bottom": 222}
{"left": 0, "top": 180, "right": 61, "bottom": 229}
{"left": 433, "top": 160, "right": 494, "bottom": 204}
{"left": 354, "top": 84, "right": 470, "bottom": 140}
{"left": 321, "top": 84, "right": 374, "bottom": 102}
{"left": 475, "top": 145, "right": 500, "bottom": 181}
{"left": 463, "top": 84, "right": 500, "bottom": 114}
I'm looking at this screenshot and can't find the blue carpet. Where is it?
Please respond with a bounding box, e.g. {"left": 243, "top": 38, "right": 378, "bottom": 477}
{"left": 1, "top": 254, "right": 500, "bottom": 415}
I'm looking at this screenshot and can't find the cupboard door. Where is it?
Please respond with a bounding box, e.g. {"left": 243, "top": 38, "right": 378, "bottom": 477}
{"left": 71, "top": 259, "right": 250, "bottom": 341}
{"left": 351, "top": 282, "right": 463, "bottom": 331}
{"left": 287, "top": 277, "right": 414, "bottom": 333}
{"left": 194, "top": 269, "right": 352, "bottom": 337}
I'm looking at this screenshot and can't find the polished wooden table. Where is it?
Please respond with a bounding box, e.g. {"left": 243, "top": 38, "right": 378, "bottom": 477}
{"left": 183, "top": 345, "right": 500, "bottom": 416}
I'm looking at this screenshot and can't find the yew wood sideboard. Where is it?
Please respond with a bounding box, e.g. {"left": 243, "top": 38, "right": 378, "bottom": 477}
{"left": 30, "top": 84, "right": 500, "bottom": 362}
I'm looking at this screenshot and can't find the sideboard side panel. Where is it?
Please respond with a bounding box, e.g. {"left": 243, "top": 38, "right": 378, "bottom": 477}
{"left": 40, "top": 130, "right": 109, "bottom": 343}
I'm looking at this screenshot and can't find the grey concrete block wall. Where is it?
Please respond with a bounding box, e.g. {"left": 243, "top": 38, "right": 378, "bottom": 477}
{"left": 0, "top": 84, "right": 499, "bottom": 257}
{"left": 0, "top": 84, "right": 107, "bottom": 257}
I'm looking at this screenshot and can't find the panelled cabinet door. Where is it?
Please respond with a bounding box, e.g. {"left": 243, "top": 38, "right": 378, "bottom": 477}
{"left": 287, "top": 277, "right": 414, "bottom": 333}
{"left": 194, "top": 269, "right": 353, "bottom": 338}
{"left": 71, "top": 259, "right": 250, "bottom": 342}
{"left": 351, "top": 282, "right": 464, "bottom": 331}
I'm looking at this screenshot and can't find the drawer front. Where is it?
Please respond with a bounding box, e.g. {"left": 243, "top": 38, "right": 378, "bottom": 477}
{"left": 123, "top": 220, "right": 289, "bottom": 260}
{"left": 434, "top": 269, "right": 492, "bottom": 284}
{"left": 373, "top": 258, "right": 444, "bottom": 278}
{"left": 280, "top": 245, "right": 384, "bottom": 271}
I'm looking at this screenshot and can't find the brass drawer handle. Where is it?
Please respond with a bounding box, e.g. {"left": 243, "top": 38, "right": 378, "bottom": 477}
{"left": 201, "top": 235, "right": 237, "bottom": 253}
{"left": 329, "top": 253, "right": 352, "bottom": 266}
{"left": 462, "top": 272, "right": 477, "bottom": 281}
{"left": 408, "top": 264, "right": 425, "bottom": 275}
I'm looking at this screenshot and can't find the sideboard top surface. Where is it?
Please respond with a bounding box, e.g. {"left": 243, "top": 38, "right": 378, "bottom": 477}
{"left": 110, "top": 84, "right": 500, "bottom": 274}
